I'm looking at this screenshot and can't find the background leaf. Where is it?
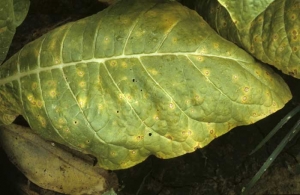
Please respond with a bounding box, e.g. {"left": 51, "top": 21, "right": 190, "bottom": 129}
{"left": 196, "top": 0, "right": 300, "bottom": 78}
{"left": 0, "top": 0, "right": 30, "bottom": 65}
{"left": 0, "top": 0, "right": 291, "bottom": 170}
{"left": 97, "top": 0, "right": 118, "bottom": 5}
{"left": 0, "top": 124, "right": 118, "bottom": 194}
{"left": 217, "top": 0, "right": 274, "bottom": 30}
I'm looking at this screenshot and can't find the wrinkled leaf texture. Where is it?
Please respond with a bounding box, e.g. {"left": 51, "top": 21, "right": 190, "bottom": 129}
{"left": 0, "top": 0, "right": 30, "bottom": 64}
{"left": 0, "top": 0, "right": 291, "bottom": 169}
{"left": 196, "top": 0, "right": 300, "bottom": 78}
{"left": 217, "top": 0, "right": 274, "bottom": 30}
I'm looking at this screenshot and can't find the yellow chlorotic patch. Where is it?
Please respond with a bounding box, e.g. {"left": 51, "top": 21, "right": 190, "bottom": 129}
{"left": 291, "top": 30, "right": 298, "bottom": 41}
{"left": 202, "top": 69, "right": 210, "bottom": 76}
{"left": 165, "top": 134, "right": 173, "bottom": 140}
{"left": 255, "top": 69, "right": 262, "bottom": 76}
{"left": 198, "top": 47, "right": 207, "bottom": 54}
{"left": 47, "top": 80, "right": 57, "bottom": 87}
{"left": 120, "top": 162, "right": 129, "bottom": 169}
{"left": 38, "top": 116, "right": 47, "bottom": 128}
{"left": 290, "top": 14, "right": 297, "bottom": 20}
{"left": 221, "top": 20, "right": 227, "bottom": 27}
{"left": 172, "top": 37, "right": 178, "bottom": 43}
{"left": 79, "top": 81, "right": 86, "bottom": 88}
{"left": 55, "top": 107, "right": 61, "bottom": 113}
{"left": 110, "top": 60, "right": 118, "bottom": 67}
{"left": 36, "top": 100, "right": 43, "bottom": 108}
{"left": 272, "top": 34, "right": 278, "bottom": 41}
{"left": 257, "top": 16, "right": 263, "bottom": 23}
{"left": 77, "top": 70, "right": 84, "bottom": 77}
{"left": 27, "top": 94, "right": 34, "bottom": 102}
{"left": 31, "top": 82, "right": 38, "bottom": 90}
{"left": 227, "top": 122, "right": 234, "bottom": 130}
{"left": 126, "top": 95, "right": 132, "bottom": 101}
{"left": 49, "top": 90, "right": 57, "bottom": 98}
{"left": 118, "top": 94, "right": 125, "bottom": 100}
{"left": 169, "top": 103, "right": 175, "bottom": 109}
{"left": 98, "top": 104, "right": 104, "bottom": 110}
{"left": 243, "top": 86, "right": 250, "bottom": 93}
{"left": 58, "top": 118, "right": 65, "bottom": 125}
{"left": 293, "top": 46, "right": 298, "bottom": 52}
{"left": 78, "top": 98, "right": 87, "bottom": 108}
{"left": 129, "top": 150, "right": 137, "bottom": 158}
{"left": 120, "top": 17, "right": 129, "bottom": 25}
{"left": 79, "top": 143, "right": 87, "bottom": 149}
{"left": 136, "top": 135, "right": 144, "bottom": 141}
{"left": 213, "top": 43, "right": 219, "bottom": 49}
{"left": 121, "top": 61, "right": 127, "bottom": 68}
{"left": 110, "top": 151, "right": 116, "bottom": 157}
{"left": 185, "top": 130, "right": 192, "bottom": 136}
{"left": 135, "top": 30, "right": 145, "bottom": 37}
{"left": 242, "top": 96, "right": 247, "bottom": 103}
{"left": 146, "top": 10, "right": 157, "bottom": 17}
{"left": 197, "top": 56, "right": 204, "bottom": 62}
{"left": 64, "top": 127, "right": 70, "bottom": 133}
{"left": 148, "top": 69, "right": 158, "bottom": 75}
{"left": 253, "top": 35, "right": 262, "bottom": 43}
{"left": 232, "top": 75, "right": 238, "bottom": 81}
{"left": 104, "top": 36, "right": 110, "bottom": 43}
{"left": 153, "top": 115, "right": 159, "bottom": 120}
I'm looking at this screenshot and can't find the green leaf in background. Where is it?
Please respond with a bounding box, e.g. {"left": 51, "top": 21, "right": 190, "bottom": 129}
{"left": 217, "top": 0, "right": 274, "bottom": 30}
{"left": 0, "top": 0, "right": 291, "bottom": 170}
{"left": 0, "top": 0, "right": 30, "bottom": 65}
{"left": 97, "top": 0, "right": 118, "bottom": 5}
{"left": 196, "top": 0, "right": 300, "bottom": 78}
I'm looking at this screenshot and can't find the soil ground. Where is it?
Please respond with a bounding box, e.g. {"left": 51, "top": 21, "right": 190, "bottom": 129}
{"left": 1, "top": 0, "right": 300, "bottom": 194}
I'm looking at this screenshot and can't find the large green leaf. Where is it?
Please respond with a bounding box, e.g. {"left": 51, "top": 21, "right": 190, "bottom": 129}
{"left": 0, "top": 0, "right": 291, "bottom": 170}
{"left": 196, "top": 0, "right": 300, "bottom": 78}
{"left": 0, "top": 0, "right": 30, "bottom": 65}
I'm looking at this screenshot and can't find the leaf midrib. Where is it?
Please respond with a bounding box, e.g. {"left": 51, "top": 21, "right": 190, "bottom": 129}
{"left": 0, "top": 52, "right": 248, "bottom": 85}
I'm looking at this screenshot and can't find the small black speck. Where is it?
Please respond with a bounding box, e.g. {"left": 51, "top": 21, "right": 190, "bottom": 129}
{"left": 140, "top": 89, "right": 143, "bottom": 91}
{"left": 132, "top": 79, "right": 135, "bottom": 82}
{"left": 148, "top": 133, "right": 152, "bottom": 136}
{"left": 117, "top": 110, "right": 119, "bottom": 113}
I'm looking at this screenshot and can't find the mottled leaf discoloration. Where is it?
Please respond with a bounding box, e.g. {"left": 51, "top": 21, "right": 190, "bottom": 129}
{"left": 0, "top": 0, "right": 291, "bottom": 169}
{"left": 196, "top": 0, "right": 300, "bottom": 78}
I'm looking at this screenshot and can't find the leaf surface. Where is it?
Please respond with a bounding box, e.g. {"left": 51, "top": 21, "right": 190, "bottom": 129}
{"left": 0, "top": 0, "right": 30, "bottom": 64}
{"left": 217, "top": 0, "right": 274, "bottom": 30}
{"left": 0, "top": 0, "right": 291, "bottom": 169}
{"left": 196, "top": 0, "right": 300, "bottom": 78}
